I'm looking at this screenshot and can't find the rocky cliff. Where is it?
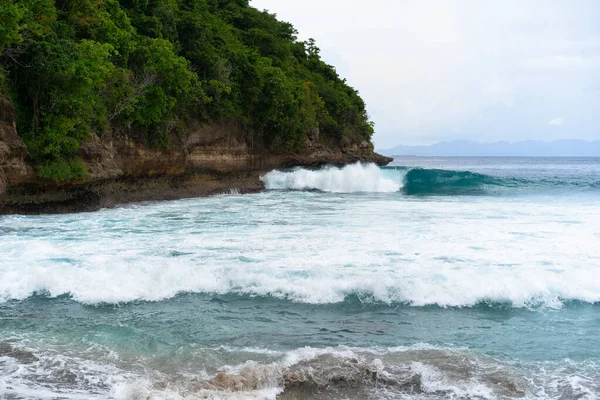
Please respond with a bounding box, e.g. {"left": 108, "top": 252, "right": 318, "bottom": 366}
{"left": 0, "top": 96, "right": 34, "bottom": 196}
{"left": 0, "top": 96, "right": 391, "bottom": 214}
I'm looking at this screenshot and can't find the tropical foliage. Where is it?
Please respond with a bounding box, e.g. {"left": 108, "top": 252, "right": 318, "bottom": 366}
{"left": 0, "top": 0, "right": 374, "bottom": 180}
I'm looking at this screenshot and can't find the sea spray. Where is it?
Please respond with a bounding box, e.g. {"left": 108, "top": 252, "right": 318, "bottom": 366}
{"left": 262, "top": 163, "right": 600, "bottom": 196}
{"left": 260, "top": 163, "right": 402, "bottom": 193}
{"left": 5, "top": 342, "right": 593, "bottom": 399}
{"left": 2, "top": 157, "right": 600, "bottom": 399}
{"left": 1, "top": 184, "right": 599, "bottom": 307}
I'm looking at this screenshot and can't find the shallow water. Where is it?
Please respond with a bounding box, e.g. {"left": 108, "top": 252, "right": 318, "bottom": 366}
{"left": 1, "top": 157, "right": 599, "bottom": 399}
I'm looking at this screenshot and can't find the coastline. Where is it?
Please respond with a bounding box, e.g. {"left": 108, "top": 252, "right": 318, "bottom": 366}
{"left": 0, "top": 96, "right": 391, "bottom": 215}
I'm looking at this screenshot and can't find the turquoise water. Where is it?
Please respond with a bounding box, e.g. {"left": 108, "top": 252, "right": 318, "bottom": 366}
{"left": 1, "top": 157, "right": 599, "bottom": 399}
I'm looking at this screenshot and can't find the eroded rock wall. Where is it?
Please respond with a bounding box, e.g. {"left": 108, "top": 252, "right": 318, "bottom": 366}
{"left": 0, "top": 96, "right": 391, "bottom": 214}
{"left": 0, "top": 96, "right": 34, "bottom": 194}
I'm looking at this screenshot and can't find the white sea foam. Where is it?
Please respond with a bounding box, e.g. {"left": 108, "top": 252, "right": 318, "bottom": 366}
{"left": 3, "top": 243, "right": 600, "bottom": 307}
{"left": 1, "top": 177, "right": 600, "bottom": 308}
{"left": 260, "top": 162, "right": 402, "bottom": 192}
{"left": 4, "top": 343, "right": 595, "bottom": 399}
{"left": 0, "top": 344, "right": 130, "bottom": 400}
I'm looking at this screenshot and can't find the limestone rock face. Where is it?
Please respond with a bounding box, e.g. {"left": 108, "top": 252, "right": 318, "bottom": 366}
{"left": 0, "top": 95, "right": 35, "bottom": 194}
{"left": 0, "top": 96, "right": 391, "bottom": 214}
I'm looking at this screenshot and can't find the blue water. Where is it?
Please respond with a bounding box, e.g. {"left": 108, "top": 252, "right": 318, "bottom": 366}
{"left": 1, "top": 157, "right": 599, "bottom": 399}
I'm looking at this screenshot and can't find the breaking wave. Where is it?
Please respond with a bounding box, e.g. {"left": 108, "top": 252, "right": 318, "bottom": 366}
{"left": 2, "top": 171, "right": 599, "bottom": 308}
{"left": 3, "top": 255, "right": 600, "bottom": 307}
{"left": 391, "top": 166, "right": 600, "bottom": 195}
{"left": 260, "top": 163, "right": 599, "bottom": 195}
{"left": 260, "top": 163, "right": 402, "bottom": 193}
{"left": 400, "top": 168, "right": 510, "bottom": 195}
{"left": 1, "top": 342, "right": 597, "bottom": 400}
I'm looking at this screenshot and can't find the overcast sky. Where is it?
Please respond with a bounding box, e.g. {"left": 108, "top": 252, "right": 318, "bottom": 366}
{"left": 251, "top": 0, "right": 600, "bottom": 148}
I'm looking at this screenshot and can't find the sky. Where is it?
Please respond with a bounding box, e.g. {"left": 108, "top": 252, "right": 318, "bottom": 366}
{"left": 250, "top": 0, "right": 600, "bottom": 148}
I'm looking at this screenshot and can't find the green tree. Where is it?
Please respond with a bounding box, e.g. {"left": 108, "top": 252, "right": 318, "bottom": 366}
{"left": 1, "top": 0, "right": 376, "bottom": 181}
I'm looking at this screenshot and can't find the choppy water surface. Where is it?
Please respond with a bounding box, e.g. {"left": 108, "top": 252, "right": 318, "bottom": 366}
{"left": 1, "top": 157, "right": 599, "bottom": 399}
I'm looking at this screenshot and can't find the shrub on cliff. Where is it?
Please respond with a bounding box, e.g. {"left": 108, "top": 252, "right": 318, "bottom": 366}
{"left": 0, "top": 0, "right": 375, "bottom": 181}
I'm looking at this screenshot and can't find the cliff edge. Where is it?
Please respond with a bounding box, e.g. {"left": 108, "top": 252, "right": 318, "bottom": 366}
{"left": 0, "top": 95, "right": 391, "bottom": 214}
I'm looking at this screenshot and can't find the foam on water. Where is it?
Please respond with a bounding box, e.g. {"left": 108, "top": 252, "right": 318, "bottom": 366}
{"left": 2, "top": 251, "right": 599, "bottom": 307}
{"left": 260, "top": 163, "right": 402, "bottom": 193}
{"left": 3, "top": 158, "right": 599, "bottom": 399}
{"left": 1, "top": 182, "right": 599, "bottom": 307}
{"left": 2, "top": 342, "right": 597, "bottom": 400}
{"left": 260, "top": 161, "right": 600, "bottom": 196}
{"left": 0, "top": 342, "right": 130, "bottom": 400}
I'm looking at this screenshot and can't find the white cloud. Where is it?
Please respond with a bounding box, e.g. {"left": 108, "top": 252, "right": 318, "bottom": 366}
{"left": 549, "top": 118, "right": 564, "bottom": 126}
{"left": 251, "top": 0, "right": 600, "bottom": 147}
{"left": 525, "top": 55, "right": 600, "bottom": 70}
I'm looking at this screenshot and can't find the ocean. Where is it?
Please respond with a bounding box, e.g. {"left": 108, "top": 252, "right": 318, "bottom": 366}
{"left": 1, "top": 156, "right": 599, "bottom": 399}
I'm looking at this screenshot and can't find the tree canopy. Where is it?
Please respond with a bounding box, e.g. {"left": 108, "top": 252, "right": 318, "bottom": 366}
{"left": 0, "top": 0, "right": 375, "bottom": 180}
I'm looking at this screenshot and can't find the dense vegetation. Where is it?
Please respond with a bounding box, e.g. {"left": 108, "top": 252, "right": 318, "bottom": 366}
{"left": 0, "top": 0, "right": 374, "bottom": 181}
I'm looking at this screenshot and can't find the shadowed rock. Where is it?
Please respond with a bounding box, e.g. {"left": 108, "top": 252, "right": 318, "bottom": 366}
{"left": 0, "top": 95, "right": 391, "bottom": 214}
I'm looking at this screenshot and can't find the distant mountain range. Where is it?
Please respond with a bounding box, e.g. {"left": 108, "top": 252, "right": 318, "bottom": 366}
{"left": 379, "top": 140, "right": 600, "bottom": 157}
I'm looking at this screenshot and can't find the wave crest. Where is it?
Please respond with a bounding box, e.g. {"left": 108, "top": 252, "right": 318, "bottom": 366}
{"left": 261, "top": 163, "right": 599, "bottom": 195}
{"left": 260, "top": 163, "right": 402, "bottom": 193}
{"left": 6, "top": 263, "right": 600, "bottom": 308}
{"left": 400, "top": 168, "right": 508, "bottom": 195}
{"left": 12, "top": 344, "right": 594, "bottom": 400}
